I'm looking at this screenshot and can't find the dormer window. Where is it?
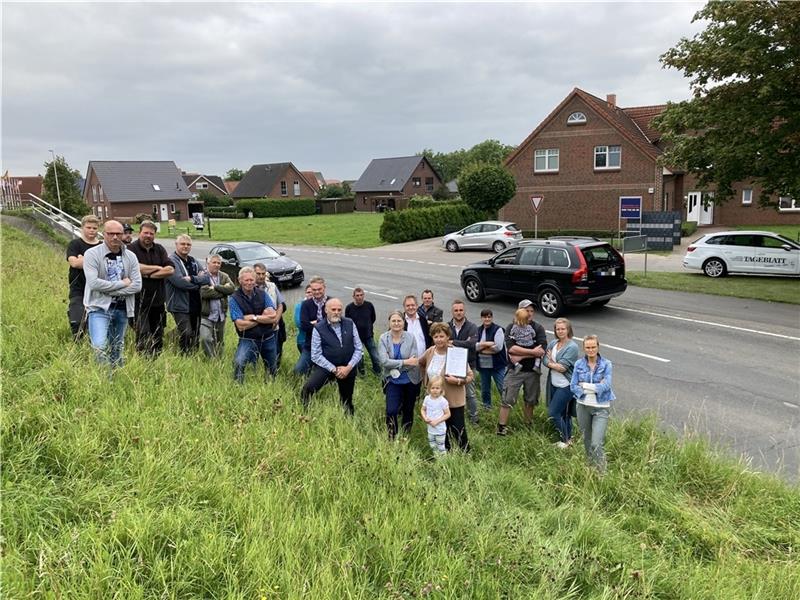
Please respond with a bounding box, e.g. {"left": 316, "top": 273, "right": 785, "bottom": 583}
{"left": 567, "top": 112, "right": 587, "bottom": 125}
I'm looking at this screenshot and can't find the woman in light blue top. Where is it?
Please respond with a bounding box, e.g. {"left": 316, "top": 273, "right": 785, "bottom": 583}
{"left": 378, "top": 310, "right": 420, "bottom": 440}
{"left": 570, "top": 335, "right": 615, "bottom": 472}
{"left": 543, "top": 317, "right": 580, "bottom": 447}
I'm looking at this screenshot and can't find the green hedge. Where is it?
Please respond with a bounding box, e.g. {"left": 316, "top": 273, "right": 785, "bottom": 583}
{"left": 235, "top": 198, "right": 316, "bottom": 218}
{"left": 207, "top": 207, "right": 245, "bottom": 219}
{"left": 408, "top": 196, "right": 464, "bottom": 210}
{"left": 380, "top": 204, "right": 488, "bottom": 243}
{"left": 681, "top": 221, "right": 698, "bottom": 237}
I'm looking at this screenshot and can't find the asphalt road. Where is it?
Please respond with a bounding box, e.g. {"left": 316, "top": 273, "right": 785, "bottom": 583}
{"left": 192, "top": 238, "right": 800, "bottom": 479}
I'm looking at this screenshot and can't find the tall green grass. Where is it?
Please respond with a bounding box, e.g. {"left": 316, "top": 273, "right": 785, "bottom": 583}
{"left": 2, "top": 223, "right": 799, "bottom": 598}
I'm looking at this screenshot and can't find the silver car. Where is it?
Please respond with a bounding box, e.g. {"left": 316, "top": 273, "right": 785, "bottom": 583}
{"left": 442, "top": 221, "right": 523, "bottom": 253}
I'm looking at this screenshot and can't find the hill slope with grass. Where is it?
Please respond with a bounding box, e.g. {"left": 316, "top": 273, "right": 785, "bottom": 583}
{"left": 2, "top": 223, "right": 799, "bottom": 598}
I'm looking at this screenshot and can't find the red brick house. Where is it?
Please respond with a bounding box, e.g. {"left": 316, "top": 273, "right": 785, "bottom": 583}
{"left": 501, "top": 88, "right": 800, "bottom": 230}
{"left": 182, "top": 173, "right": 229, "bottom": 198}
{"left": 0, "top": 173, "right": 43, "bottom": 207}
{"left": 232, "top": 162, "right": 317, "bottom": 200}
{"left": 352, "top": 156, "right": 443, "bottom": 211}
{"left": 83, "top": 161, "right": 200, "bottom": 222}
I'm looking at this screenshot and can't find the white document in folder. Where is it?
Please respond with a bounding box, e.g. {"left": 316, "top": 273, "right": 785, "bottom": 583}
{"left": 445, "top": 346, "right": 468, "bottom": 378}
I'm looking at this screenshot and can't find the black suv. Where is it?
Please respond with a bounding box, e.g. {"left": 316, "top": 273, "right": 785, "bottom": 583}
{"left": 210, "top": 241, "right": 304, "bottom": 287}
{"left": 460, "top": 238, "right": 627, "bottom": 317}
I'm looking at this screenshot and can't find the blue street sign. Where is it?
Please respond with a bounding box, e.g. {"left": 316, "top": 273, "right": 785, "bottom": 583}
{"left": 620, "top": 196, "right": 642, "bottom": 220}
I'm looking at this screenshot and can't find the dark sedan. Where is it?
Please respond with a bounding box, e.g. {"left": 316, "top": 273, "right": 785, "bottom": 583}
{"left": 210, "top": 242, "right": 304, "bottom": 287}
{"left": 460, "top": 239, "right": 627, "bottom": 317}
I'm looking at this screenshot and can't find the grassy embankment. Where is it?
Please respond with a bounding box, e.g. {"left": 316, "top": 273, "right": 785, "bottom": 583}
{"left": 160, "top": 212, "right": 384, "bottom": 248}
{"left": 2, "top": 222, "right": 799, "bottom": 597}
{"left": 626, "top": 272, "right": 800, "bottom": 304}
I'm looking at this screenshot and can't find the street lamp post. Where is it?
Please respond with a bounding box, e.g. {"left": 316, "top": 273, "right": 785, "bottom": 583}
{"left": 49, "top": 149, "right": 62, "bottom": 211}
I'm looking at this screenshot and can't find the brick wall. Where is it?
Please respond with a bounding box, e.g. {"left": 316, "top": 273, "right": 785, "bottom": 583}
{"left": 502, "top": 96, "right": 660, "bottom": 230}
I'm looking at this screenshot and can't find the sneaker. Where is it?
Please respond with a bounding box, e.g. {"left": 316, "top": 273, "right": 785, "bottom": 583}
{"left": 496, "top": 424, "right": 509, "bottom": 436}
{"left": 555, "top": 441, "right": 570, "bottom": 449}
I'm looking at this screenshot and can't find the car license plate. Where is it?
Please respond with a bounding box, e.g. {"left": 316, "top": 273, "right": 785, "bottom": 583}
{"left": 278, "top": 274, "right": 292, "bottom": 281}
{"left": 598, "top": 268, "right": 615, "bottom": 276}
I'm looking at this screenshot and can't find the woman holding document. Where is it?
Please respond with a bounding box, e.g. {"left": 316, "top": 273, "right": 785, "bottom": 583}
{"left": 418, "top": 322, "right": 474, "bottom": 452}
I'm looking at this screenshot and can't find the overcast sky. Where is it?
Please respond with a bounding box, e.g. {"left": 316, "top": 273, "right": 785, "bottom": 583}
{"left": 2, "top": 1, "right": 704, "bottom": 181}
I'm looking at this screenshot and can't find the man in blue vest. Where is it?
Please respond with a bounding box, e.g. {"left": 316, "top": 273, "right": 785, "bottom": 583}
{"left": 230, "top": 266, "right": 279, "bottom": 383}
{"left": 300, "top": 298, "right": 363, "bottom": 415}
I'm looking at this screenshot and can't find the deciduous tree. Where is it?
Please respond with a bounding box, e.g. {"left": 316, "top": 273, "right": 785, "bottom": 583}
{"left": 43, "top": 155, "right": 88, "bottom": 218}
{"left": 225, "top": 168, "right": 245, "bottom": 181}
{"left": 458, "top": 162, "right": 516, "bottom": 215}
{"left": 654, "top": 0, "right": 800, "bottom": 206}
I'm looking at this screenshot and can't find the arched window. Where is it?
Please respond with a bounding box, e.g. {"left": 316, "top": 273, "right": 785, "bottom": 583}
{"left": 567, "top": 111, "right": 587, "bottom": 125}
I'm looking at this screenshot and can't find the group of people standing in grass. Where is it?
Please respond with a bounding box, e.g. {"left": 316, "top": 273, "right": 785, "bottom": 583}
{"left": 67, "top": 217, "right": 615, "bottom": 472}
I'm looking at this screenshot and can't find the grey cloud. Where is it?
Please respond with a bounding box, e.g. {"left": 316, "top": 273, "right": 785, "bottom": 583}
{"left": 2, "top": 2, "right": 704, "bottom": 180}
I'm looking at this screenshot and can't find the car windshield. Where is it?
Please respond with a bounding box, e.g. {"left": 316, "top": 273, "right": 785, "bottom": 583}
{"left": 238, "top": 245, "right": 280, "bottom": 261}
{"left": 776, "top": 234, "right": 800, "bottom": 248}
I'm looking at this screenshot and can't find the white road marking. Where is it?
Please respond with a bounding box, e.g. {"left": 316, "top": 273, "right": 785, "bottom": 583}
{"left": 609, "top": 306, "right": 800, "bottom": 341}
{"left": 545, "top": 331, "right": 670, "bottom": 363}
{"left": 343, "top": 286, "right": 398, "bottom": 300}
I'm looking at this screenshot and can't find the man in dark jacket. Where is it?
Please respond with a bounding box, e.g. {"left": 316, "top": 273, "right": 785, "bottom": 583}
{"left": 165, "top": 235, "right": 209, "bottom": 354}
{"left": 345, "top": 287, "right": 380, "bottom": 375}
{"left": 294, "top": 275, "right": 328, "bottom": 374}
{"left": 448, "top": 299, "right": 481, "bottom": 424}
{"left": 418, "top": 289, "right": 444, "bottom": 325}
{"left": 127, "top": 220, "right": 174, "bottom": 356}
{"left": 301, "top": 298, "right": 363, "bottom": 415}
{"left": 199, "top": 254, "right": 235, "bottom": 358}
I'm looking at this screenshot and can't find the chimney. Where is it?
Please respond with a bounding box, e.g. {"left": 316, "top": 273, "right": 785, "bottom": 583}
{"left": 607, "top": 94, "right": 616, "bottom": 108}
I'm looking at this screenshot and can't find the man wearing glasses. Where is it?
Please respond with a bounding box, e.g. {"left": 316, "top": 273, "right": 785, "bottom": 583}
{"left": 82, "top": 220, "right": 142, "bottom": 368}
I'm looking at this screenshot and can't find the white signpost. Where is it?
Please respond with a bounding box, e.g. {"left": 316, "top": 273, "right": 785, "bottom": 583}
{"left": 530, "top": 195, "right": 543, "bottom": 239}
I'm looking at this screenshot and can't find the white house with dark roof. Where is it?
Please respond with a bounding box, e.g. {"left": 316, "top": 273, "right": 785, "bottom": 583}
{"left": 352, "top": 156, "right": 443, "bottom": 211}
{"left": 83, "top": 161, "right": 199, "bottom": 222}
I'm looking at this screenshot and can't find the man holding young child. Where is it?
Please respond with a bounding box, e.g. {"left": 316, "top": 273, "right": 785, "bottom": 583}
{"left": 496, "top": 299, "right": 547, "bottom": 436}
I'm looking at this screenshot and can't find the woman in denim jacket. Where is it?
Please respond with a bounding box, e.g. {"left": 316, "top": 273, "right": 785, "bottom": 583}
{"left": 570, "top": 335, "right": 615, "bottom": 472}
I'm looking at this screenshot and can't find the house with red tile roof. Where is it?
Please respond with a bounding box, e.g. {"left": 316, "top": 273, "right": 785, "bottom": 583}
{"left": 501, "top": 88, "right": 799, "bottom": 230}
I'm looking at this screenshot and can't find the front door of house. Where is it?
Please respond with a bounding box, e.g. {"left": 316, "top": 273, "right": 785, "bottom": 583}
{"left": 687, "top": 192, "right": 714, "bottom": 225}
{"left": 159, "top": 203, "right": 169, "bottom": 221}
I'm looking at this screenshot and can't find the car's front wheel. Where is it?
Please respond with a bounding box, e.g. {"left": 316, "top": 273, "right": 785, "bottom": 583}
{"left": 463, "top": 276, "right": 485, "bottom": 302}
{"left": 492, "top": 240, "right": 506, "bottom": 253}
{"left": 702, "top": 258, "right": 727, "bottom": 278}
{"left": 537, "top": 287, "right": 563, "bottom": 318}
{"left": 446, "top": 240, "right": 459, "bottom": 252}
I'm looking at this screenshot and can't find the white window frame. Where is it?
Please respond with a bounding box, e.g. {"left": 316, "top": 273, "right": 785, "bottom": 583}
{"left": 152, "top": 184, "right": 161, "bottom": 191}
{"left": 567, "top": 111, "right": 587, "bottom": 125}
{"left": 196, "top": 182, "right": 208, "bottom": 190}
{"left": 594, "top": 145, "right": 621, "bottom": 170}
{"left": 152, "top": 204, "right": 158, "bottom": 215}
{"left": 170, "top": 203, "right": 176, "bottom": 214}
{"left": 103, "top": 206, "right": 109, "bottom": 219}
{"left": 92, "top": 184, "right": 98, "bottom": 203}
{"left": 293, "top": 180, "right": 300, "bottom": 196}
{"left": 778, "top": 196, "right": 799, "bottom": 212}
{"left": 534, "top": 148, "right": 559, "bottom": 173}
{"left": 280, "top": 181, "right": 288, "bottom": 196}
{"left": 742, "top": 188, "right": 753, "bottom": 205}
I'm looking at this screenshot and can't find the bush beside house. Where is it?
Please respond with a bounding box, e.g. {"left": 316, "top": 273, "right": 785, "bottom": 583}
{"left": 380, "top": 204, "right": 488, "bottom": 243}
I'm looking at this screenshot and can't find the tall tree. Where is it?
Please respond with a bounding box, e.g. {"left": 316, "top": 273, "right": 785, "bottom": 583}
{"left": 43, "top": 155, "right": 88, "bottom": 218}
{"left": 420, "top": 139, "right": 516, "bottom": 184}
{"left": 654, "top": 0, "right": 800, "bottom": 206}
{"left": 225, "top": 168, "right": 245, "bottom": 181}
{"left": 458, "top": 162, "right": 516, "bottom": 214}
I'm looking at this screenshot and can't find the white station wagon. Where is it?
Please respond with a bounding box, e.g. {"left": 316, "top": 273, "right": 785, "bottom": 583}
{"left": 683, "top": 230, "right": 800, "bottom": 277}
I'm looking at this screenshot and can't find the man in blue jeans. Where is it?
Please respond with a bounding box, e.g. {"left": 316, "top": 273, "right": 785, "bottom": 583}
{"left": 230, "top": 267, "right": 279, "bottom": 383}
{"left": 294, "top": 275, "right": 328, "bottom": 374}
{"left": 82, "top": 220, "right": 142, "bottom": 369}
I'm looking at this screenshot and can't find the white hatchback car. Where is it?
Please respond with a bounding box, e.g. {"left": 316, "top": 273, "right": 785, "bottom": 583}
{"left": 442, "top": 221, "right": 523, "bottom": 253}
{"left": 683, "top": 230, "right": 800, "bottom": 277}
